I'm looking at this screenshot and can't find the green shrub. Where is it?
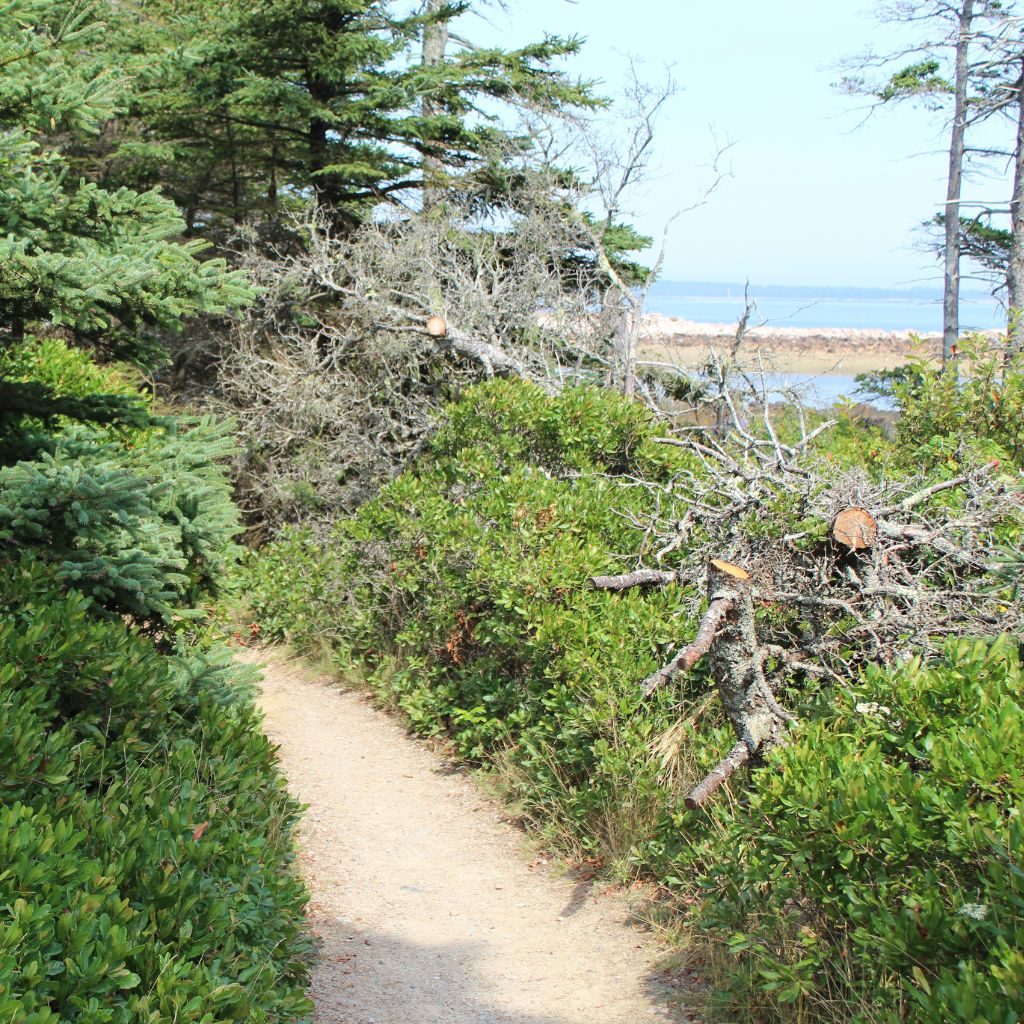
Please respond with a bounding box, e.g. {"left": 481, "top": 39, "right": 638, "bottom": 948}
{"left": 0, "top": 558, "right": 312, "bottom": 1022}
{"left": 246, "top": 380, "right": 718, "bottom": 859}
{"left": 0, "top": 335, "right": 155, "bottom": 466}
{"left": 893, "top": 337, "right": 1024, "bottom": 469}
{"left": 697, "top": 637, "right": 1023, "bottom": 1024}
{"left": 0, "top": 417, "right": 241, "bottom": 624}
{"left": 246, "top": 378, "right": 1023, "bottom": 1023}
{"left": 0, "top": 335, "right": 140, "bottom": 402}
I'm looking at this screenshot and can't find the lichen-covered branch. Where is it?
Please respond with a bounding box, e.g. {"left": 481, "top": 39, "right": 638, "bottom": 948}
{"left": 685, "top": 741, "right": 750, "bottom": 810}
{"left": 596, "top": 373, "right": 1021, "bottom": 807}
{"left": 589, "top": 568, "right": 681, "bottom": 591}
{"left": 626, "top": 558, "right": 796, "bottom": 804}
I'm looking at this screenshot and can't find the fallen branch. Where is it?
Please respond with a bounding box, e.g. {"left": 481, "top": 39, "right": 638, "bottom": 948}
{"left": 589, "top": 568, "right": 680, "bottom": 591}
{"left": 641, "top": 593, "right": 734, "bottom": 695}
{"left": 875, "top": 462, "right": 997, "bottom": 517}
{"left": 876, "top": 520, "right": 990, "bottom": 569}
{"left": 685, "top": 741, "right": 750, "bottom": 810}
{"left": 432, "top": 323, "right": 527, "bottom": 378}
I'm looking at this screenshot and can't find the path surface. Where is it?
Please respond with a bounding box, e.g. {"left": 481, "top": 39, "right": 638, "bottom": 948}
{"left": 244, "top": 648, "right": 682, "bottom": 1024}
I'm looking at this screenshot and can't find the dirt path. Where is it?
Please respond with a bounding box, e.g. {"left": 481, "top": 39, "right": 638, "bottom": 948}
{"left": 244, "top": 648, "right": 684, "bottom": 1024}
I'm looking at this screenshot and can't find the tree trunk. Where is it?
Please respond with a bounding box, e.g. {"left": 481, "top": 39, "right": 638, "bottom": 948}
{"left": 943, "top": 0, "right": 973, "bottom": 365}
{"left": 225, "top": 114, "right": 242, "bottom": 225}
{"left": 607, "top": 285, "right": 637, "bottom": 397}
{"left": 1006, "top": 59, "right": 1024, "bottom": 361}
{"left": 421, "top": 0, "right": 449, "bottom": 211}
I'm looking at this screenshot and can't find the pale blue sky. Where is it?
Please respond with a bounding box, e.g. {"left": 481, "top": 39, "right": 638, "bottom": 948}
{"left": 462, "top": 0, "right": 1013, "bottom": 290}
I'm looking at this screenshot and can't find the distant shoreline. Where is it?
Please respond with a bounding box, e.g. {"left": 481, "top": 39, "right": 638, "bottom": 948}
{"left": 639, "top": 313, "right": 947, "bottom": 374}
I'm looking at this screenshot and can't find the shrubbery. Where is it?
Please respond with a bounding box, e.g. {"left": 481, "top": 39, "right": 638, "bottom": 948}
{"left": 0, "top": 559, "right": 312, "bottom": 1022}
{"left": 858, "top": 336, "right": 1024, "bottom": 470}
{"left": 0, "top": 9, "right": 312, "bottom": 1017}
{"left": 246, "top": 381, "right": 715, "bottom": 857}
{"left": 0, "top": 336, "right": 242, "bottom": 624}
{"left": 699, "top": 636, "right": 1023, "bottom": 1022}
{"left": 246, "top": 378, "right": 1023, "bottom": 1023}
{"left": 1, "top": 341, "right": 311, "bottom": 1020}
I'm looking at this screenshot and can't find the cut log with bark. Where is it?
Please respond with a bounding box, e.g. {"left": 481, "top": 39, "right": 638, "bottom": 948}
{"left": 832, "top": 506, "right": 878, "bottom": 551}
{"left": 685, "top": 559, "right": 792, "bottom": 808}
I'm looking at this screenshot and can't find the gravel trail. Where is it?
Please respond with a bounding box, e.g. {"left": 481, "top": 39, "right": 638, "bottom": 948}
{"left": 244, "top": 648, "right": 682, "bottom": 1024}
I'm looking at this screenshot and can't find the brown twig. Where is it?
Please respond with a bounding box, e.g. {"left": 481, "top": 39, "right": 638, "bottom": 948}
{"left": 641, "top": 595, "right": 734, "bottom": 696}
{"left": 685, "top": 741, "right": 750, "bottom": 810}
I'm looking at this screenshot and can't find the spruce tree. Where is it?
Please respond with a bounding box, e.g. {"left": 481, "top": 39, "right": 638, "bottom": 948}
{"left": 0, "top": 0, "right": 247, "bottom": 618}
{"left": 0, "top": 0, "right": 249, "bottom": 369}
{"left": 83, "top": 0, "right": 594, "bottom": 235}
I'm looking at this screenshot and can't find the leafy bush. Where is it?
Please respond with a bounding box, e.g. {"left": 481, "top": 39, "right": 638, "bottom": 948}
{"left": 0, "top": 341, "right": 308, "bottom": 1021}
{"left": 246, "top": 380, "right": 721, "bottom": 859}
{"left": 246, "top": 378, "right": 1023, "bottom": 1023}
{"left": 697, "top": 637, "right": 1023, "bottom": 1024}
{"left": 0, "top": 558, "right": 312, "bottom": 1022}
{"left": 892, "top": 337, "right": 1024, "bottom": 469}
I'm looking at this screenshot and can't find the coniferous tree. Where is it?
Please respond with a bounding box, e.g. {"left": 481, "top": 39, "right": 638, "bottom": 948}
{"left": 0, "top": 0, "right": 248, "bottom": 617}
{"left": 81, "top": 0, "right": 594, "bottom": 236}
{"left": 0, "top": 0, "right": 248, "bottom": 444}
{"left": 0, "top": 2, "right": 249, "bottom": 362}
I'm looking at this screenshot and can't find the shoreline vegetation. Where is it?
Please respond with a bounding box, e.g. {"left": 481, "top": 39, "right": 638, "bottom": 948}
{"left": 639, "top": 312, "right": 955, "bottom": 374}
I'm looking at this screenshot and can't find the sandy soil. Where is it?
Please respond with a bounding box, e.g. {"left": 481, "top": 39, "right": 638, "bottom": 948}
{"left": 639, "top": 313, "right": 945, "bottom": 374}
{"left": 244, "top": 648, "right": 686, "bottom": 1024}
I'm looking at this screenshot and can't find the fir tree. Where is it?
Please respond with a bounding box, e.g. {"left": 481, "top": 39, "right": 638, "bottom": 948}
{"left": 82, "top": 0, "right": 595, "bottom": 235}
{"left": 0, "top": 0, "right": 250, "bottom": 368}
{"left": 0, "top": 0, "right": 246, "bottom": 616}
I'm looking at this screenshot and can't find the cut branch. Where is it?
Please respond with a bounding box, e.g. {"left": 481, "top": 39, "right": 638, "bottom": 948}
{"left": 685, "top": 741, "right": 750, "bottom": 810}
{"left": 589, "top": 568, "right": 680, "bottom": 591}
{"left": 875, "top": 462, "right": 997, "bottom": 517}
{"left": 832, "top": 506, "right": 879, "bottom": 551}
{"left": 641, "top": 594, "right": 734, "bottom": 696}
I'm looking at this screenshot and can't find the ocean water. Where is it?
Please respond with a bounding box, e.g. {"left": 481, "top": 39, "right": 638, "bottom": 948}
{"left": 645, "top": 285, "right": 1004, "bottom": 334}
{"left": 768, "top": 372, "right": 879, "bottom": 408}
{"left": 643, "top": 281, "right": 1007, "bottom": 407}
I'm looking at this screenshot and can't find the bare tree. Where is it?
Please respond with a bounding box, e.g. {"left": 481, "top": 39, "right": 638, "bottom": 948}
{"left": 1004, "top": 59, "right": 1024, "bottom": 350}
{"left": 208, "top": 66, "right": 723, "bottom": 531}
{"left": 841, "top": 1, "right": 1009, "bottom": 363}
{"left": 215, "top": 176, "right": 638, "bottom": 530}
{"left": 947, "top": 0, "right": 975, "bottom": 362}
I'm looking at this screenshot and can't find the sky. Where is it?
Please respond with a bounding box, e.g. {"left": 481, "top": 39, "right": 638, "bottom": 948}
{"left": 459, "top": 0, "right": 1015, "bottom": 291}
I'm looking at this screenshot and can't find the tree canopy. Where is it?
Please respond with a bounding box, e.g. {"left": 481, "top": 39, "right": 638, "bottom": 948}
{"left": 81, "top": 0, "right": 596, "bottom": 237}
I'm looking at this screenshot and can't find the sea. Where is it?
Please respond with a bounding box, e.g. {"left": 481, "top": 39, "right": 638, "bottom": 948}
{"left": 644, "top": 281, "right": 1005, "bottom": 407}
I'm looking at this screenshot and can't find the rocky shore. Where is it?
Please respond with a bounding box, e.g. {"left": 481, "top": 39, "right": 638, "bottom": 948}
{"left": 639, "top": 313, "right": 945, "bottom": 374}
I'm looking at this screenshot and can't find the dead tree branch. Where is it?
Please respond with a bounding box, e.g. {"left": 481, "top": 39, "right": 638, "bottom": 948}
{"left": 685, "top": 742, "right": 750, "bottom": 810}
{"left": 589, "top": 568, "right": 681, "bottom": 591}
{"left": 641, "top": 573, "right": 736, "bottom": 696}
{"left": 593, "top": 373, "right": 1022, "bottom": 806}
